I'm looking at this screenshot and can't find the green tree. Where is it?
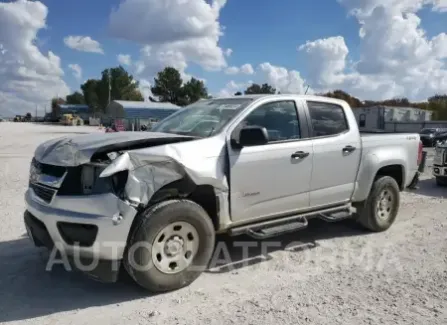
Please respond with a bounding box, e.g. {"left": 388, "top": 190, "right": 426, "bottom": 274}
{"left": 97, "top": 66, "right": 143, "bottom": 109}
{"left": 51, "top": 97, "right": 65, "bottom": 118}
{"left": 427, "top": 94, "right": 447, "bottom": 120}
{"left": 151, "top": 67, "right": 183, "bottom": 104}
{"left": 81, "top": 79, "right": 101, "bottom": 112}
{"left": 234, "top": 91, "right": 242, "bottom": 96}
{"left": 244, "top": 83, "right": 276, "bottom": 95}
{"left": 180, "top": 77, "right": 208, "bottom": 105}
{"left": 66, "top": 91, "right": 85, "bottom": 105}
{"left": 81, "top": 66, "right": 143, "bottom": 112}
{"left": 151, "top": 67, "right": 208, "bottom": 106}
{"left": 321, "top": 90, "right": 363, "bottom": 108}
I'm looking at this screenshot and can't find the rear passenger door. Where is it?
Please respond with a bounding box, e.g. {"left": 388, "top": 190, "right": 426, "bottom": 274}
{"left": 304, "top": 101, "right": 361, "bottom": 207}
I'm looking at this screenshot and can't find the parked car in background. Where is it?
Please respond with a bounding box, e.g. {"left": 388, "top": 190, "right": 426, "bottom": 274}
{"left": 419, "top": 128, "right": 440, "bottom": 147}
{"left": 433, "top": 143, "right": 447, "bottom": 186}
{"left": 24, "top": 95, "right": 425, "bottom": 293}
{"left": 433, "top": 131, "right": 447, "bottom": 147}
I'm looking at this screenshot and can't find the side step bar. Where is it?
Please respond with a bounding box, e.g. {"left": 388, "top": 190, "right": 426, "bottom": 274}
{"left": 229, "top": 204, "right": 353, "bottom": 240}
{"left": 247, "top": 219, "right": 308, "bottom": 240}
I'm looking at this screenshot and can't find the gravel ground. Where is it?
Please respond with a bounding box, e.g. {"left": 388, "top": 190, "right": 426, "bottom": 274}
{"left": 0, "top": 122, "right": 446, "bottom": 325}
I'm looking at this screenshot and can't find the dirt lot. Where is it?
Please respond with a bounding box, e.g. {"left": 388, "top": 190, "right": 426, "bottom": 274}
{"left": 0, "top": 122, "right": 446, "bottom": 325}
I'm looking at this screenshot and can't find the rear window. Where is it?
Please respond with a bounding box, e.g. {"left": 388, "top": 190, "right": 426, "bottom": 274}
{"left": 420, "top": 129, "right": 436, "bottom": 134}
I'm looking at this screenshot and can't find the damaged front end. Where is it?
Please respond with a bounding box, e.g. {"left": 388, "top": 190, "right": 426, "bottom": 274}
{"left": 29, "top": 131, "right": 231, "bottom": 240}
{"left": 32, "top": 131, "right": 202, "bottom": 204}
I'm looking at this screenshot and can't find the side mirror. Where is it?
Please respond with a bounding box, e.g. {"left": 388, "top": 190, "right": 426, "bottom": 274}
{"left": 235, "top": 125, "right": 269, "bottom": 147}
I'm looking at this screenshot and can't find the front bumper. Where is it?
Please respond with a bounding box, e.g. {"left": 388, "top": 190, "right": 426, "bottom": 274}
{"left": 433, "top": 165, "right": 447, "bottom": 178}
{"left": 24, "top": 188, "right": 138, "bottom": 261}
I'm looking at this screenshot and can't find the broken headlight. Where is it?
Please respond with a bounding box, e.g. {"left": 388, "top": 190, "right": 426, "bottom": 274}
{"left": 58, "top": 163, "right": 127, "bottom": 197}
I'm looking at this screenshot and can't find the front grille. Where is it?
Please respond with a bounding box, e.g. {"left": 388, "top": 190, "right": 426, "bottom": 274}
{"left": 30, "top": 183, "right": 56, "bottom": 203}
{"left": 444, "top": 151, "right": 447, "bottom": 165}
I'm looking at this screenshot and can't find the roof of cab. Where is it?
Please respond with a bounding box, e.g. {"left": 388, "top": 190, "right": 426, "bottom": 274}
{"left": 214, "top": 94, "right": 350, "bottom": 106}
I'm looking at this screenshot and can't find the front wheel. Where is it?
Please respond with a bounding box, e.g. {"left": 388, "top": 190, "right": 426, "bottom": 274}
{"left": 355, "top": 176, "right": 400, "bottom": 232}
{"left": 123, "top": 200, "right": 215, "bottom": 292}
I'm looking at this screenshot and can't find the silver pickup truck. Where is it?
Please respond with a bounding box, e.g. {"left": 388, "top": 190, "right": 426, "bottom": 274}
{"left": 24, "top": 94, "right": 424, "bottom": 292}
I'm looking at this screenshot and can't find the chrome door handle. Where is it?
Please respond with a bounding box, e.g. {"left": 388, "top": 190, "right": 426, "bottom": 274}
{"left": 342, "top": 145, "right": 356, "bottom": 153}
{"left": 291, "top": 151, "right": 309, "bottom": 159}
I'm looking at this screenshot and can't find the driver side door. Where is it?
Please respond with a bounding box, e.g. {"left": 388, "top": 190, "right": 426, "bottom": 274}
{"left": 227, "top": 99, "right": 313, "bottom": 223}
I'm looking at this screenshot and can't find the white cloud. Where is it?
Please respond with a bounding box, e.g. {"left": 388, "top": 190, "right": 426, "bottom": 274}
{"left": 63, "top": 35, "right": 104, "bottom": 54}
{"left": 0, "top": 0, "right": 69, "bottom": 116}
{"left": 218, "top": 80, "right": 253, "bottom": 97}
{"left": 225, "top": 48, "right": 233, "bottom": 57}
{"left": 117, "top": 54, "right": 132, "bottom": 66}
{"left": 258, "top": 63, "right": 310, "bottom": 94}
{"left": 225, "top": 63, "right": 254, "bottom": 75}
{"left": 218, "top": 63, "right": 309, "bottom": 97}
{"left": 109, "top": 0, "right": 227, "bottom": 82}
{"left": 297, "top": 0, "right": 447, "bottom": 100}
{"left": 138, "top": 78, "right": 153, "bottom": 101}
{"left": 68, "top": 64, "right": 82, "bottom": 81}
{"left": 240, "top": 63, "right": 254, "bottom": 75}
{"left": 225, "top": 66, "right": 240, "bottom": 75}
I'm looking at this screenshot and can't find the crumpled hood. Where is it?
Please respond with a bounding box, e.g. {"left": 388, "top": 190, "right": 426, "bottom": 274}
{"left": 34, "top": 131, "right": 196, "bottom": 166}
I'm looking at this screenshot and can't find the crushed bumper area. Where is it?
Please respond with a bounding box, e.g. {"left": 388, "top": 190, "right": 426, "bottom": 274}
{"left": 24, "top": 210, "right": 54, "bottom": 249}
{"left": 24, "top": 210, "right": 121, "bottom": 283}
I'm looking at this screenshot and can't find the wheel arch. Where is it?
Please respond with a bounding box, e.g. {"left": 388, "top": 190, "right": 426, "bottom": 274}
{"left": 127, "top": 178, "right": 220, "bottom": 244}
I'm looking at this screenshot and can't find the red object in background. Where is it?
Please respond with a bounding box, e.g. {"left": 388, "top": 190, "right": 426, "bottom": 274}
{"left": 417, "top": 140, "right": 423, "bottom": 165}
{"left": 105, "top": 119, "right": 126, "bottom": 133}
{"left": 115, "top": 119, "right": 125, "bottom": 131}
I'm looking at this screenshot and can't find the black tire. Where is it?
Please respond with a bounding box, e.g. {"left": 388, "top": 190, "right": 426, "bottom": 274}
{"left": 123, "top": 199, "right": 215, "bottom": 293}
{"left": 355, "top": 176, "right": 400, "bottom": 232}
{"left": 435, "top": 177, "right": 447, "bottom": 187}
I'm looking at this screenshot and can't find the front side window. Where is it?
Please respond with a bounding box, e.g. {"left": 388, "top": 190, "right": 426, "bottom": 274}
{"left": 241, "top": 100, "right": 300, "bottom": 142}
{"left": 151, "top": 98, "right": 254, "bottom": 137}
{"left": 307, "top": 101, "right": 348, "bottom": 137}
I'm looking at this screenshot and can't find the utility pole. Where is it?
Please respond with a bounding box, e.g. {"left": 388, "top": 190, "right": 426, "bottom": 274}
{"left": 35, "top": 104, "right": 37, "bottom": 120}
{"left": 108, "top": 68, "right": 111, "bottom": 106}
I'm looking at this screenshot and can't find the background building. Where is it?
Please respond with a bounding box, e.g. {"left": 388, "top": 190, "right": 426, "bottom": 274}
{"left": 353, "top": 106, "right": 433, "bottom": 131}
{"left": 105, "top": 100, "right": 181, "bottom": 130}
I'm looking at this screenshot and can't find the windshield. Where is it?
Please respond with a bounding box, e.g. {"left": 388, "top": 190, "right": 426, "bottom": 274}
{"left": 420, "top": 128, "right": 436, "bottom": 134}
{"left": 151, "top": 98, "right": 254, "bottom": 137}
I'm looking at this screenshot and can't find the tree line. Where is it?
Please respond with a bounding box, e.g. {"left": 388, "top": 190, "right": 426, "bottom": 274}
{"left": 53, "top": 66, "right": 447, "bottom": 120}
{"left": 53, "top": 66, "right": 210, "bottom": 114}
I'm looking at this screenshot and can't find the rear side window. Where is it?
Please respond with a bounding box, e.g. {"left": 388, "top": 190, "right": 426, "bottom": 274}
{"left": 307, "top": 101, "right": 349, "bottom": 137}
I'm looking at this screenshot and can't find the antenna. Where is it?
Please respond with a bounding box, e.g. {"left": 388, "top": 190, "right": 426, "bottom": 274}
{"left": 304, "top": 85, "right": 310, "bottom": 95}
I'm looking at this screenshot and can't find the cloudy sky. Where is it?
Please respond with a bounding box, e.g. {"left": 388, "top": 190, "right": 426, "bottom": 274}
{"left": 0, "top": 0, "right": 447, "bottom": 116}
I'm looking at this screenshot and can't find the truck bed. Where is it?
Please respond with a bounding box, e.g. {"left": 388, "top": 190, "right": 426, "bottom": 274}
{"left": 358, "top": 131, "right": 420, "bottom": 189}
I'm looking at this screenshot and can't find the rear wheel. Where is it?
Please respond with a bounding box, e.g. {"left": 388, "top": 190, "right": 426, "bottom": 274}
{"left": 355, "top": 176, "right": 400, "bottom": 232}
{"left": 123, "top": 200, "right": 215, "bottom": 292}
